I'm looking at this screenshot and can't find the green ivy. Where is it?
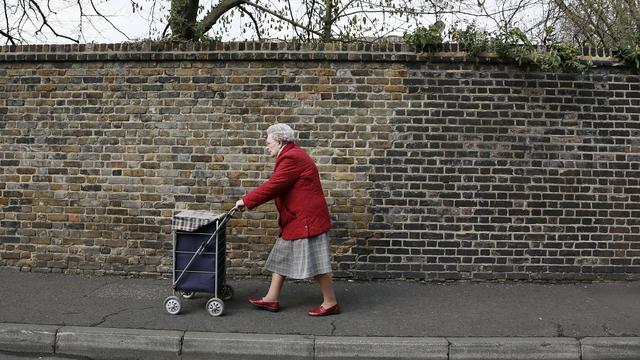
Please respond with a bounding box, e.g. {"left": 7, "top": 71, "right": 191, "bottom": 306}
{"left": 492, "top": 26, "right": 537, "bottom": 66}
{"left": 616, "top": 45, "right": 640, "bottom": 70}
{"left": 615, "top": 30, "right": 640, "bottom": 71}
{"left": 451, "top": 23, "right": 491, "bottom": 56}
{"left": 408, "top": 22, "right": 591, "bottom": 73}
{"left": 552, "top": 43, "right": 590, "bottom": 72}
{"left": 404, "top": 21, "right": 445, "bottom": 50}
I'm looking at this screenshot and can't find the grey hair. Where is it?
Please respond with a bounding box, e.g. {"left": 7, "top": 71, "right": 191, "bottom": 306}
{"left": 267, "top": 123, "right": 296, "bottom": 143}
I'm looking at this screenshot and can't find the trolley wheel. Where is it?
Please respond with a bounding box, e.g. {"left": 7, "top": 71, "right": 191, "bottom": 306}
{"left": 164, "top": 296, "right": 182, "bottom": 315}
{"left": 206, "top": 298, "right": 224, "bottom": 317}
{"left": 180, "top": 291, "right": 195, "bottom": 299}
{"left": 220, "top": 285, "right": 234, "bottom": 301}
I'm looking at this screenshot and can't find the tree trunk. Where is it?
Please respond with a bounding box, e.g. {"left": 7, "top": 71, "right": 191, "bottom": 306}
{"left": 170, "top": 0, "right": 326, "bottom": 42}
{"left": 322, "top": 0, "right": 333, "bottom": 41}
{"left": 170, "top": 0, "right": 200, "bottom": 40}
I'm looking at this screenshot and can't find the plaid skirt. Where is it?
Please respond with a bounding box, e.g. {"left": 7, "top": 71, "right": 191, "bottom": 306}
{"left": 265, "top": 232, "right": 332, "bottom": 279}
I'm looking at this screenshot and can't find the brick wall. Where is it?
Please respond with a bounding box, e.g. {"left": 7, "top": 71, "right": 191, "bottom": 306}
{"left": 0, "top": 42, "right": 638, "bottom": 281}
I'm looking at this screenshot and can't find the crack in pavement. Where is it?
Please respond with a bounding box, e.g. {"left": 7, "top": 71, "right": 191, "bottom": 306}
{"left": 330, "top": 320, "right": 337, "bottom": 336}
{"left": 90, "top": 308, "right": 129, "bottom": 327}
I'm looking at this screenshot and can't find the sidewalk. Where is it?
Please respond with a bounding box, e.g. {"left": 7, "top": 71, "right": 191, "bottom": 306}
{"left": 0, "top": 267, "right": 639, "bottom": 359}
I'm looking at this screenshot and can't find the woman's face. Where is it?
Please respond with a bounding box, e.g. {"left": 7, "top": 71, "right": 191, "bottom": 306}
{"left": 266, "top": 134, "right": 282, "bottom": 157}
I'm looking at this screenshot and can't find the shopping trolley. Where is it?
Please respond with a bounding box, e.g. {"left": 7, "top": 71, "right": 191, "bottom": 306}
{"left": 163, "top": 207, "right": 237, "bottom": 316}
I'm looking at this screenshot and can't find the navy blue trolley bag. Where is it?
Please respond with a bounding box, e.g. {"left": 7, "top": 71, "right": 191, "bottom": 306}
{"left": 164, "top": 207, "right": 237, "bottom": 316}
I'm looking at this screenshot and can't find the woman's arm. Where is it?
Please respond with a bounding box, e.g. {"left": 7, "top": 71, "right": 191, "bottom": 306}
{"left": 240, "top": 156, "right": 300, "bottom": 210}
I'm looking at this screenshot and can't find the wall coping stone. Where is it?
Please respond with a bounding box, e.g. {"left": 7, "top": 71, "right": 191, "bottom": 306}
{"left": 0, "top": 41, "right": 622, "bottom": 67}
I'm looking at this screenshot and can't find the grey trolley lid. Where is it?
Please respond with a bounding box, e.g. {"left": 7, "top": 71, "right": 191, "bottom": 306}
{"left": 172, "top": 210, "right": 225, "bottom": 232}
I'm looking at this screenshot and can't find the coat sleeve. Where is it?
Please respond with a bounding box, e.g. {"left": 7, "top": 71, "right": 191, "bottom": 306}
{"left": 241, "top": 156, "right": 300, "bottom": 210}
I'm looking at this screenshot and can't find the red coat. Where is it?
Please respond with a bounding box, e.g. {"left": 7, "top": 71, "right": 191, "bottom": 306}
{"left": 242, "top": 143, "right": 331, "bottom": 240}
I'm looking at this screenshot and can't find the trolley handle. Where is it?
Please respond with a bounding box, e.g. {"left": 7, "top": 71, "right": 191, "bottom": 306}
{"left": 195, "top": 207, "right": 238, "bottom": 256}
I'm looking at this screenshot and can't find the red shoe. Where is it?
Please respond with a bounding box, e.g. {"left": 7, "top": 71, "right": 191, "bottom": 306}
{"left": 249, "top": 297, "right": 280, "bottom": 312}
{"left": 308, "top": 303, "right": 340, "bottom": 316}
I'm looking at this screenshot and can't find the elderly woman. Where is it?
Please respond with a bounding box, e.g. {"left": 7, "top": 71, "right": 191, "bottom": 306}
{"left": 235, "top": 123, "right": 340, "bottom": 316}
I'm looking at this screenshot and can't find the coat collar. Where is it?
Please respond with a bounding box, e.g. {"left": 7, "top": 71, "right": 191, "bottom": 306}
{"left": 277, "top": 142, "right": 296, "bottom": 159}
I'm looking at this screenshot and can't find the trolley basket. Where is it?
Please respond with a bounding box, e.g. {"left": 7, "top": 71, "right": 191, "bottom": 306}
{"left": 163, "top": 207, "right": 237, "bottom": 316}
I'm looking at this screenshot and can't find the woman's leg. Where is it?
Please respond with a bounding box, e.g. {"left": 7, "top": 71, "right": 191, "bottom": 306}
{"left": 315, "top": 272, "right": 337, "bottom": 307}
{"left": 263, "top": 272, "right": 286, "bottom": 302}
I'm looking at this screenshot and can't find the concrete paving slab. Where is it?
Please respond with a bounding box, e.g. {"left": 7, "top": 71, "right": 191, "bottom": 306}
{"left": 181, "top": 332, "right": 314, "bottom": 360}
{"left": 55, "top": 326, "right": 183, "bottom": 360}
{"left": 315, "top": 336, "right": 449, "bottom": 359}
{"left": 1, "top": 268, "right": 639, "bottom": 338}
{"left": 448, "top": 337, "right": 580, "bottom": 360}
{"left": 581, "top": 337, "right": 640, "bottom": 360}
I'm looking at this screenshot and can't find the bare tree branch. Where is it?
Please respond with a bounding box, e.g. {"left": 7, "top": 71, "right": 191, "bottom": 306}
{"left": 285, "top": 0, "right": 302, "bottom": 39}
{"left": 162, "top": 22, "right": 170, "bottom": 37}
{"left": 4, "top": 0, "right": 10, "bottom": 32}
{"left": 199, "top": 0, "right": 324, "bottom": 38}
{"left": 88, "top": 0, "right": 131, "bottom": 40}
{"left": 506, "top": 0, "right": 530, "bottom": 26}
{"left": 0, "top": 28, "right": 16, "bottom": 45}
{"left": 28, "top": 0, "right": 78, "bottom": 42}
{"left": 76, "top": 0, "right": 85, "bottom": 41}
{"left": 581, "top": 0, "right": 617, "bottom": 43}
{"left": 523, "top": 0, "right": 562, "bottom": 44}
{"left": 238, "top": 4, "right": 261, "bottom": 41}
{"left": 11, "top": 0, "right": 627, "bottom": 48}
{"left": 331, "top": 0, "right": 359, "bottom": 22}
{"left": 336, "top": 5, "right": 527, "bottom": 20}
{"left": 305, "top": 0, "right": 319, "bottom": 41}
{"left": 553, "top": 0, "right": 605, "bottom": 46}
{"left": 148, "top": 0, "right": 159, "bottom": 38}
{"left": 199, "top": 0, "right": 246, "bottom": 35}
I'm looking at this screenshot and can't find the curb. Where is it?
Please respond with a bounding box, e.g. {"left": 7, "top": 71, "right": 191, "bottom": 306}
{"left": 182, "top": 332, "right": 314, "bottom": 360}
{"left": 56, "top": 326, "right": 183, "bottom": 360}
{"left": 0, "top": 323, "right": 58, "bottom": 354}
{"left": 315, "top": 336, "right": 448, "bottom": 360}
{"left": 1, "top": 323, "right": 640, "bottom": 360}
{"left": 581, "top": 337, "right": 640, "bottom": 360}
{"left": 448, "top": 337, "right": 580, "bottom": 360}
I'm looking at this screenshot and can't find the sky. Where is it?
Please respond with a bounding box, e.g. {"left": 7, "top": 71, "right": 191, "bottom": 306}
{"left": 2, "top": 0, "right": 545, "bottom": 45}
{"left": 6, "top": 0, "right": 169, "bottom": 44}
